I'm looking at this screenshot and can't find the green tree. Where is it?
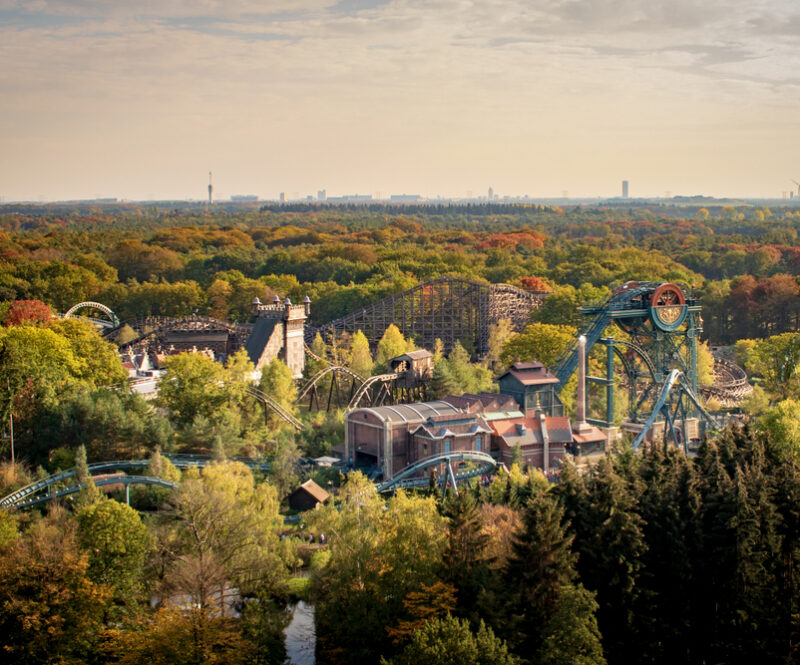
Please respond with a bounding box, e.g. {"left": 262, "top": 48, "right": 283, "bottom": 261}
{"left": 48, "top": 318, "right": 127, "bottom": 388}
{"left": 375, "top": 324, "right": 413, "bottom": 372}
{"left": 758, "top": 399, "right": 800, "bottom": 462}
{"left": 77, "top": 499, "right": 151, "bottom": 612}
{"left": 487, "top": 318, "right": 514, "bottom": 375}
{"left": 534, "top": 284, "right": 610, "bottom": 327}
{"left": 314, "top": 476, "right": 447, "bottom": 665}
{"left": 500, "top": 322, "right": 577, "bottom": 369}
{"left": 442, "top": 491, "right": 492, "bottom": 624}
{"left": 259, "top": 358, "right": 298, "bottom": 424}
{"left": 384, "top": 615, "right": 518, "bottom": 665}
{"left": 158, "top": 352, "right": 226, "bottom": 428}
{"left": 574, "top": 456, "right": 645, "bottom": 664}
{"left": 349, "top": 329, "right": 374, "bottom": 377}
{"left": 537, "top": 585, "right": 606, "bottom": 665}
{"left": 0, "top": 325, "right": 82, "bottom": 458}
{"left": 168, "top": 462, "right": 286, "bottom": 609}
{"left": 502, "top": 486, "right": 578, "bottom": 654}
{"left": 431, "top": 341, "right": 494, "bottom": 398}
{"left": 74, "top": 443, "right": 101, "bottom": 507}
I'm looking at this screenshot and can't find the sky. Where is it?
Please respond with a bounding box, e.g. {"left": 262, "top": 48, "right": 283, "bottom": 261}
{"left": 1, "top": 0, "right": 799, "bottom": 202}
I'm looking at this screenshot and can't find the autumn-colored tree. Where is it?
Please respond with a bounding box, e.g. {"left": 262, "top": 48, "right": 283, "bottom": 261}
{"left": 0, "top": 516, "right": 110, "bottom": 663}
{"left": 2, "top": 299, "right": 51, "bottom": 327}
{"left": 386, "top": 581, "right": 457, "bottom": 644}
{"left": 519, "top": 276, "right": 552, "bottom": 292}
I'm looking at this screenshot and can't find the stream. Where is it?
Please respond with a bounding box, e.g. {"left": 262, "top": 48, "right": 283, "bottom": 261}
{"left": 284, "top": 600, "right": 316, "bottom": 664}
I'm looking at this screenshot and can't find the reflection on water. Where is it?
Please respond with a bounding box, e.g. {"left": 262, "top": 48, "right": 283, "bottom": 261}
{"left": 284, "top": 600, "right": 316, "bottom": 665}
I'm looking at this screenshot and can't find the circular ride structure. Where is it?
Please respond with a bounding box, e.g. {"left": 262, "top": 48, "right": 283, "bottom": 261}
{"left": 63, "top": 301, "right": 120, "bottom": 329}
{"left": 552, "top": 281, "right": 717, "bottom": 448}
{"left": 375, "top": 450, "right": 499, "bottom": 495}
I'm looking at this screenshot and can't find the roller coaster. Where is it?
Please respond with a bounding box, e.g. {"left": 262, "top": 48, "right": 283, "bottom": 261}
{"left": 702, "top": 354, "right": 754, "bottom": 407}
{"left": 0, "top": 454, "right": 272, "bottom": 510}
{"left": 375, "top": 450, "right": 499, "bottom": 494}
{"left": 63, "top": 301, "right": 121, "bottom": 330}
{"left": 307, "top": 276, "right": 546, "bottom": 355}
{"left": 2, "top": 449, "right": 498, "bottom": 509}
{"left": 551, "top": 282, "right": 721, "bottom": 448}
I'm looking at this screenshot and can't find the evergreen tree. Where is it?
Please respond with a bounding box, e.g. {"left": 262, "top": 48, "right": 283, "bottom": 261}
{"left": 501, "top": 487, "right": 578, "bottom": 655}
{"left": 537, "top": 584, "right": 606, "bottom": 665}
{"left": 375, "top": 324, "right": 412, "bottom": 372}
{"left": 577, "top": 456, "right": 645, "bottom": 664}
{"left": 634, "top": 446, "right": 702, "bottom": 664}
{"left": 443, "top": 491, "right": 492, "bottom": 624}
{"left": 74, "top": 443, "right": 101, "bottom": 507}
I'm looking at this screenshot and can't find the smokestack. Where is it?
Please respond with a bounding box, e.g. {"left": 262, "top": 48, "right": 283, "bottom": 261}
{"left": 540, "top": 412, "right": 549, "bottom": 472}
{"left": 574, "top": 335, "right": 592, "bottom": 433}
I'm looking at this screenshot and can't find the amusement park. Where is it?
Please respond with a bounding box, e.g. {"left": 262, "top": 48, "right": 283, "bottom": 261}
{"left": 3, "top": 277, "right": 754, "bottom": 509}
{"left": 2, "top": 206, "right": 799, "bottom": 665}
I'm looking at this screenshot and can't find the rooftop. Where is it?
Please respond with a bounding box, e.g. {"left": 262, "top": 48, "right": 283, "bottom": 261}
{"left": 500, "top": 361, "right": 560, "bottom": 386}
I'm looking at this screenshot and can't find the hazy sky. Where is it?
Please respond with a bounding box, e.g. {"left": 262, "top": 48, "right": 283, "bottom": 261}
{"left": 1, "top": 0, "right": 799, "bottom": 201}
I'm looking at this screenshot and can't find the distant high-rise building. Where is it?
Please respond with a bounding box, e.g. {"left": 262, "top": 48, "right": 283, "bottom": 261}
{"left": 317, "top": 189, "right": 326, "bottom": 201}
{"left": 488, "top": 186, "right": 494, "bottom": 201}
{"left": 279, "top": 192, "right": 286, "bottom": 203}
{"left": 622, "top": 180, "right": 629, "bottom": 198}
{"left": 208, "top": 172, "right": 213, "bottom": 205}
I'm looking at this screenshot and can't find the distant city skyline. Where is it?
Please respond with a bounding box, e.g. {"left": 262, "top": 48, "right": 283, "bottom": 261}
{"left": 1, "top": 1, "right": 799, "bottom": 201}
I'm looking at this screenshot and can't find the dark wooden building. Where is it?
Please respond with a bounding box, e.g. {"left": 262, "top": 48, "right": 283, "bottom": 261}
{"left": 287, "top": 479, "right": 330, "bottom": 512}
{"left": 496, "top": 361, "right": 564, "bottom": 416}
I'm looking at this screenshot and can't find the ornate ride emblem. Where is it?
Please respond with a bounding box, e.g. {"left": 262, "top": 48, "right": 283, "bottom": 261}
{"left": 656, "top": 305, "right": 683, "bottom": 325}
{"left": 649, "top": 283, "right": 688, "bottom": 331}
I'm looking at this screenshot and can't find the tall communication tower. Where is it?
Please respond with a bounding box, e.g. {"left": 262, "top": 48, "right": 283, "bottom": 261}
{"left": 208, "top": 172, "right": 213, "bottom": 206}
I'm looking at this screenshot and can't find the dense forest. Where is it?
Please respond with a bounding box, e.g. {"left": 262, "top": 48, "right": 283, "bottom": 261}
{"left": 3, "top": 202, "right": 800, "bottom": 664}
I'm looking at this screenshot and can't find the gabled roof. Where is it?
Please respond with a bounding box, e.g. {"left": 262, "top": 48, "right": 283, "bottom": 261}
{"left": 289, "top": 479, "right": 330, "bottom": 504}
{"left": 490, "top": 415, "right": 574, "bottom": 447}
{"left": 443, "top": 392, "right": 518, "bottom": 413}
{"left": 409, "top": 414, "right": 493, "bottom": 440}
{"left": 498, "top": 361, "right": 560, "bottom": 386}
{"left": 244, "top": 317, "right": 280, "bottom": 365}
{"left": 392, "top": 349, "right": 433, "bottom": 362}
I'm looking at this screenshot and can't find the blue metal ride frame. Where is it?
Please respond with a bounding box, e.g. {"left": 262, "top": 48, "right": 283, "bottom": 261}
{"left": 0, "top": 454, "right": 271, "bottom": 509}
{"left": 375, "top": 450, "right": 498, "bottom": 494}
{"left": 15, "top": 475, "right": 179, "bottom": 510}
{"left": 631, "top": 370, "right": 717, "bottom": 451}
{"left": 552, "top": 282, "right": 703, "bottom": 439}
